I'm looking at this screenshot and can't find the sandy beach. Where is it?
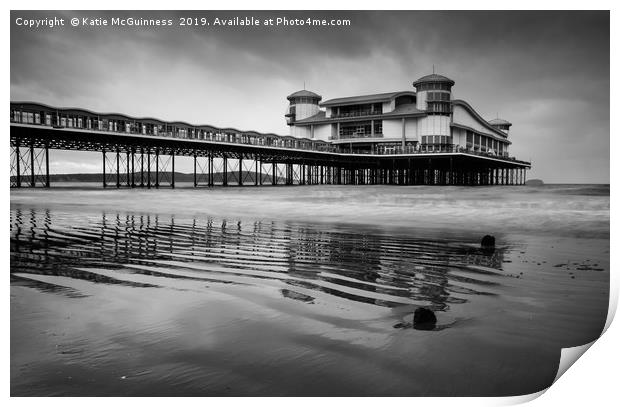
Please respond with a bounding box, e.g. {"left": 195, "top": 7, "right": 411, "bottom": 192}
{"left": 10, "top": 184, "right": 609, "bottom": 396}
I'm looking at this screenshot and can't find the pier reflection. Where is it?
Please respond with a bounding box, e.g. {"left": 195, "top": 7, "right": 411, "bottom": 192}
{"left": 10, "top": 208, "right": 505, "bottom": 312}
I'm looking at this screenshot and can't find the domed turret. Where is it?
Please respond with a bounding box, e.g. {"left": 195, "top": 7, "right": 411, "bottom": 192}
{"left": 285, "top": 89, "right": 321, "bottom": 126}
{"left": 412, "top": 73, "right": 454, "bottom": 114}
{"left": 488, "top": 118, "right": 512, "bottom": 134}
{"left": 412, "top": 73, "right": 455, "bottom": 88}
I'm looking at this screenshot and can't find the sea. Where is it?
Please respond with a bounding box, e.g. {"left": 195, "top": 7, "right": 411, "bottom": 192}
{"left": 10, "top": 184, "right": 610, "bottom": 396}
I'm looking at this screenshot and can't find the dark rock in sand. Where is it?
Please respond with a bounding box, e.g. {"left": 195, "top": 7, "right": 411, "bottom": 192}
{"left": 413, "top": 307, "right": 437, "bottom": 331}
{"left": 481, "top": 235, "right": 496, "bottom": 251}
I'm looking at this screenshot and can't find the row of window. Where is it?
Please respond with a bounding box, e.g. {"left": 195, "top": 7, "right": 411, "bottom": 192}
{"left": 426, "top": 101, "right": 451, "bottom": 114}
{"left": 339, "top": 120, "right": 383, "bottom": 137}
{"left": 289, "top": 96, "right": 320, "bottom": 105}
{"left": 416, "top": 82, "right": 452, "bottom": 91}
{"left": 11, "top": 109, "right": 335, "bottom": 152}
{"left": 466, "top": 130, "right": 506, "bottom": 153}
{"left": 421, "top": 135, "right": 453, "bottom": 145}
{"left": 332, "top": 103, "right": 383, "bottom": 118}
{"left": 426, "top": 92, "right": 451, "bottom": 102}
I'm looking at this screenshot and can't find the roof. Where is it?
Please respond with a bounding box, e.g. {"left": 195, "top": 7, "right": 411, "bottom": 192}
{"left": 381, "top": 103, "right": 425, "bottom": 117}
{"left": 412, "top": 73, "right": 455, "bottom": 87}
{"left": 293, "top": 111, "right": 327, "bottom": 124}
{"left": 11, "top": 101, "right": 292, "bottom": 138}
{"left": 488, "top": 118, "right": 512, "bottom": 126}
{"left": 452, "top": 99, "right": 510, "bottom": 139}
{"left": 293, "top": 102, "right": 425, "bottom": 125}
{"left": 287, "top": 90, "right": 322, "bottom": 101}
{"left": 320, "top": 91, "right": 416, "bottom": 107}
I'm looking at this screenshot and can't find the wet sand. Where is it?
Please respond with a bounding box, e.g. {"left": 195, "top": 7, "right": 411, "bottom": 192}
{"left": 10, "top": 184, "right": 609, "bottom": 396}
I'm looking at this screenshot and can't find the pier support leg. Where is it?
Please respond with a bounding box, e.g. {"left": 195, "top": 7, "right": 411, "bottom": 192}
{"left": 126, "top": 151, "right": 131, "bottom": 188}
{"left": 29, "top": 143, "right": 35, "bottom": 187}
{"left": 102, "top": 150, "right": 106, "bottom": 188}
{"left": 193, "top": 153, "right": 197, "bottom": 187}
{"left": 223, "top": 156, "right": 228, "bottom": 186}
{"left": 239, "top": 157, "right": 243, "bottom": 186}
{"left": 255, "top": 156, "right": 259, "bottom": 186}
{"left": 208, "top": 153, "right": 213, "bottom": 187}
{"left": 140, "top": 150, "right": 144, "bottom": 187}
{"left": 130, "top": 150, "right": 135, "bottom": 188}
{"left": 171, "top": 153, "right": 175, "bottom": 188}
{"left": 155, "top": 149, "right": 159, "bottom": 189}
{"left": 45, "top": 144, "right": 50, "bottom": 188}
{"left": 147, "top": 151, "right": 151, "bottom": 189}
{"left": 116, "top": 149, "right": 120, "bottom": 188}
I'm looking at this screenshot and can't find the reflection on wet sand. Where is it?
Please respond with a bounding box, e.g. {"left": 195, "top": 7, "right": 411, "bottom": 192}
{"left": 10, "top": 208, "right": 506, "bottom": 315}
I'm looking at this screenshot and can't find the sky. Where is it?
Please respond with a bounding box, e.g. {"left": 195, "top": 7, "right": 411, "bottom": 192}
{"left": 10, "top": 10, "right": 610, "bottom": 183}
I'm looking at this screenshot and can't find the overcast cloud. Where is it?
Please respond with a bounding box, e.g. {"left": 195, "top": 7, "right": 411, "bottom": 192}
{"left": 11, "top": 10, "right": 609, "bottom": 183}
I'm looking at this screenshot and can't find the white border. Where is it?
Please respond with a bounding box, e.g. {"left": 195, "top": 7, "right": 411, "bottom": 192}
{"left": 5, "top": 2, "right": 616, "bottom": 406}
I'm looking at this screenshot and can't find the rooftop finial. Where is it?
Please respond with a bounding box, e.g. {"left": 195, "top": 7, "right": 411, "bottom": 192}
{"left": 432, "top": 64, "right": 435, "bottom": 74}
{"left": 303, "top": 81, "right": 306, "bottom": 90}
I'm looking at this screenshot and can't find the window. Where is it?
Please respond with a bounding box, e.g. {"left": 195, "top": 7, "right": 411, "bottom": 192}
{"left": 375, "top": 120, "right": 383, "bottom": 135}
{"left": 427, "top": 92, "right": 450, "bottom": 102}
{"left": 427, "top": 101, "right": 451, "bottom": 115}
{"left": 45, "top": 114, "right": 51, "bottom": 126}
{"left": 340, "top": 121, "right": 373, "bottom": 137}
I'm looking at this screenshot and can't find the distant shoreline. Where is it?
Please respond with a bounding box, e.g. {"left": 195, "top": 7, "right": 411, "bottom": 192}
{"left": 9, "top": 173, "right": 609, "bottom": 186}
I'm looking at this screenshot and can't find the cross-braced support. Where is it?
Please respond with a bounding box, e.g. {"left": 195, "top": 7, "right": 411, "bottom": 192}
{"left": 10, "top": 140, "right": 50, "bottom": 188}
{"left": 193, "top": 152, "right": 211, "bottom": 187}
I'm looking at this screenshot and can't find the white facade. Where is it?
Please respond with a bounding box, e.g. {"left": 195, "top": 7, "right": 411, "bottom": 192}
{"left": 292, "top": 102, "right": 319, "bottom": 122}
{"left": 313, "top": 124, "right": 331, "bottom": 141}
{"left": 418, "top": 115, "right": 451, "bottom": 137}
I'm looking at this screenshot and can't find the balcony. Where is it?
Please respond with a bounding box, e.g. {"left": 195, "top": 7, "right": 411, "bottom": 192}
{"left": 330, "top": 110, "right": 382, "bottom": 119}
{"left": 330, "top": 133, "right": 383, "bottom": 141}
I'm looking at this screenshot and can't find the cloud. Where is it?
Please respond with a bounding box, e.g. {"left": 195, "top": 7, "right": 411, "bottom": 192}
{"left": 10, "top": 10, "right": 609, "bottom": 182}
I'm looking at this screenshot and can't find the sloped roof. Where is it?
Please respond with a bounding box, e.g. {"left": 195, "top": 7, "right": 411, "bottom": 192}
{"left": 488, "top": 118, "right": 512, "bottom": 126}
{"left": 293, "top": 111, "right": 327, "bottom": 124}
{"left": 320, "top": 91, "right": 416, "bottom": 107}
{"left": 287, "top": 90, "right": 322, "bottom": 101}
{"left": 381, "top": 103, "right": 425, "bottom": 117}
{"left": 413, "top": 73, "right": 455, "bottom": 87}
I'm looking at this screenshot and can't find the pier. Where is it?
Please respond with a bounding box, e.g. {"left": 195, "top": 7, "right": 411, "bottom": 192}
{"left": 10, "top": 102, "right": 530, "bottom": 188}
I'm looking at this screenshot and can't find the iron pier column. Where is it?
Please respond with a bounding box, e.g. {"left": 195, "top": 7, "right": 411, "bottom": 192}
{"left": 116, "top": 149, "right": 120, "bottom": 188}
{"left": 171, "top": 153, "right": 175, "bottom": 188}
{"left": 45, "top": 143, "right": 50, "bottom": 188}
{"left": 102, "top": 150, "right": 106, "bottom": 188}
{"left": 193, "top": 152, "right": 197, "bottom": 187}
{"left": 30, "top": 142, "right": 35, "bottom": 187}
{"left": 140, "top": 150, "right": 144, "bottom": 187}
{"left": 130, "top": 150, "right": 135, "bottom": 188}
{"left": 208, "top": 152, "right": 213, "bottom": 187}
{"left": 255, "top": 156, "right": 259, "bottom": 186}
{"left": 155, "top": 148, "right": 159, "bottom": 189}
{"left": 223, "top": 155, "right": 228, "bottom": 186}
{"left": 126, "top": 150, "right": 131, "bottom": 188}
{"left": 147, "top": 150, "right": 151, "bottom": 189}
